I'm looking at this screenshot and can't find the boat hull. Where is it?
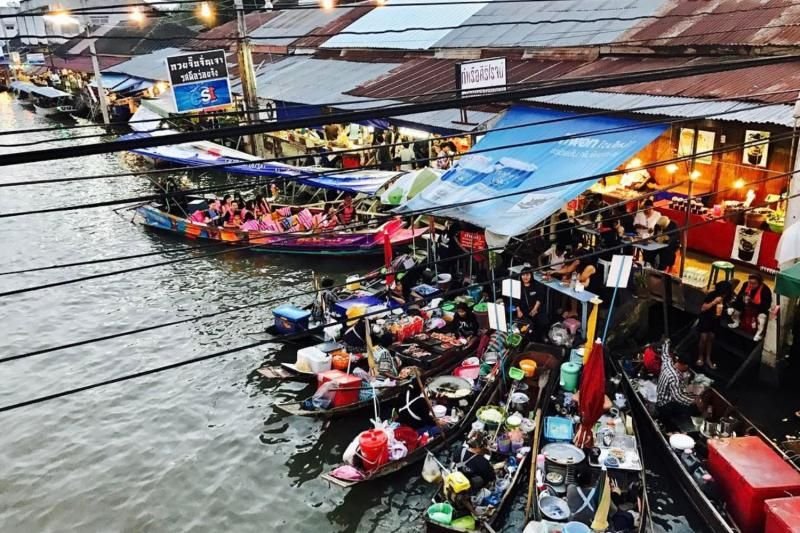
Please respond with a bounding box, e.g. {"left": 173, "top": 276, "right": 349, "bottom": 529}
{"left": 136, "top": 204, "right": 415, "bottom": 256}
{"left": 33, "top": 104, "right": 75, "bottom": 118}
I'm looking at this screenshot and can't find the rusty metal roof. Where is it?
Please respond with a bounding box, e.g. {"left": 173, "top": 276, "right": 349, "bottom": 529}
{"left": 183, "top": 13, "right": 281, "bottom": 51}
{"left": 618, "top": 0, "right": 800, "bottom": 47}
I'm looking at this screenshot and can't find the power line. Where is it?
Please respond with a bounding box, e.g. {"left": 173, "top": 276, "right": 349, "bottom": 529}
{"left": 0, "top": 126, "right": 793, "bottom": 299}
{"left": 1, "top": 189, "right": 793, "bottom": 413}
{"left": 2, "top": 86, "right": 794, "bottom": 190}
{"left": 3, "top": 53, "right": 799, "bottom": 167}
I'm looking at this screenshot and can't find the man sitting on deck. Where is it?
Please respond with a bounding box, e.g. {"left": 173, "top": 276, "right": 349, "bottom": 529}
{"left": 728, "top": 273, "right": 772, "bottom": 342}
{"left": 656, "top": 350, "right": 699, "bottom": 420}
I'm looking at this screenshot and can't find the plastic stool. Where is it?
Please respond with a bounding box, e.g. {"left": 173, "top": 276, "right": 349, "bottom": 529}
{"left": 707, "top": 261, "right": 735, "bottom": 289}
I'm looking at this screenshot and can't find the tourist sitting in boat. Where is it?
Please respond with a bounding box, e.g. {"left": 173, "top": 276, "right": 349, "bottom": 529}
{"left": 207, "top": 199, "right": 221, "bottom": 225}
{"left": 240, "top": 212, "right": 261, "bottom": 231}
{"left": 190, "top": 208, "right": 207, "bottom": 224}
{"left": 222, "top": 200, "right": 241, "bottom": 227}
{"left": 727, "top": 273, "right": 772, "bottom": 341}
{"left": 340, "top": 193, "right": 357, "bottom": 225}
{"left": 657, "top": 350, "right": 699, "bottom": 420}
{"left": 254, "top": 195, "right": 270, "bottom": 218}
{"left": 449, "top": 303, "right": 480, "bottom": 338}
{"left": 567, "top": 468, "right": 616, "bottom": 525}
{"left": 321, "top": 203, "right": 341, "bottom": 230}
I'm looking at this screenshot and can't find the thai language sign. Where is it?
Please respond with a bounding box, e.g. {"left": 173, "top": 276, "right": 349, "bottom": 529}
{"left": 166, "top": 50, "right": 232, "bottom": 113}
{"left": 456, "top": 57, "right": 506, "bottom": 97}
{"left": 396, "top": 106, "right": 667, "bottom": 237}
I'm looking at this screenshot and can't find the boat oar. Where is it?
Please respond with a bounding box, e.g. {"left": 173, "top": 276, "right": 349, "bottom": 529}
{"left": 491, "top": 366, "right": 524, "bottom": 444}
{"left": 524, "top": 408, "right": 543, "bottom": 523}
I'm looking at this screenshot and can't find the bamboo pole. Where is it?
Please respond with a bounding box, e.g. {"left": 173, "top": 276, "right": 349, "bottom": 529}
{"left": 524, "top": 408, "right": 543, "bottom": 523}
{"left": 364, "top": 316, "right": 377, "bottom": 376}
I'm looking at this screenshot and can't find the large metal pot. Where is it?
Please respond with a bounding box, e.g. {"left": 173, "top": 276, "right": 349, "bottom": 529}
{"left": 718, "top": 416, "right": 737, "bottom": 436}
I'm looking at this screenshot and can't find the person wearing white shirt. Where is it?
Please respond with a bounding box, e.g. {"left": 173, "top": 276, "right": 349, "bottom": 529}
{"left": 633, "top": 199, "right": 661, "bottom": 238}
{"left": 398, "top": 142, "right": 415, "bottom": 171}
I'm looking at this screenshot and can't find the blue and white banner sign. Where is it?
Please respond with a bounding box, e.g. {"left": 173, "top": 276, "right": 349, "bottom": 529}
{"left": 396, "top": 106, "right": 668, "bottom": 237}
{"left": 166, "top": 50, "right": 232, "bottom": 113}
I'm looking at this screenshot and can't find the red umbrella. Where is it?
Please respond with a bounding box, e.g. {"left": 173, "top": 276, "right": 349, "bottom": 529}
{"left": 574, "top": 340, "right": 606, "bottom": 448}
{"left": 383, "top": 229, "right": 395, "bottom": 287}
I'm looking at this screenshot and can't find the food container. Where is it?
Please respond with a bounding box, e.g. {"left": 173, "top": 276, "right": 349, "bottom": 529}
{"left": 433, "top": 404, "right": 447, "bottom": 418}
{"left": 477, "top": 405, "right": 506, "bottom": 430}
{"left": 272, "top": 305, "right": 311, "bottom": 334}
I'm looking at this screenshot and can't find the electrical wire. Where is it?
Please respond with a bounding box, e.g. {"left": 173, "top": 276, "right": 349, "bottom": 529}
{"left": 1, "top": 103, "right": 794, "bottom": 221}
{"left": 1, "top": 86, "right": 795, "bottom": 191}
{"left": 0, "top": 126, "right": 794, "bottom": 299}
{"left": 0, "top": 188, "right": 794, "bottom": 412}
{"left": 3, "top": 53, "right": 799, "bottom": 167}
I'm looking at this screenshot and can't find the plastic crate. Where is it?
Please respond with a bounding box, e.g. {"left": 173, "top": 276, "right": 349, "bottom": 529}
{"left": 544, "top": 416, "right": 574, "bottom": 442}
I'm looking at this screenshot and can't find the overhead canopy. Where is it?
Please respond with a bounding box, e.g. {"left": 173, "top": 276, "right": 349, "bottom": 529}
{"left": 395, "top": 106, "right": 668, "bottom": 237}
{"left": 90, "top": 73, "right": 153, "bottom": 94}
{"left": 776, "top": 262, "right": 800, "bottom": 297}
{"left": 380, "top": 167, "right": 442, "bottom": 205}
{"left": 123, "top": 131, "right": 399, "bottom": 196}
{"left": 10, "top": 81, "right": 36, "bottom": 93}
{"left": 29, "top": 86, "right": 71, "bottom": 99}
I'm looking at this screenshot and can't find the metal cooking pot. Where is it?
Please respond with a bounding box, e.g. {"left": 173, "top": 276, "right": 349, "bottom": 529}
{"left": 718, "top": 416, "right": 737, "bottom": 436}
{"left": 539, "top": 491, "right": 570, "bottom": 521}
{"left": 702, "top": 420, "right": 719, "bottom": 437}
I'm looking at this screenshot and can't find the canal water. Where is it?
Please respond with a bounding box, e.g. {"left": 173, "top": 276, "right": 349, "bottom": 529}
{"left": 0, "top": 93, "right": 703, "bottom": 532}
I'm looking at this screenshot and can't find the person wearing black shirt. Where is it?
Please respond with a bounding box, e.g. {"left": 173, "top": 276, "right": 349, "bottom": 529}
{"left": 697, "top": 280, "right": 732, "bottom": 369}
{"left": 457, "top": 434, "right": 496, "bottom": 492}
{"left": 514, "top": 267, "right": 549, "bottom": 340}
{"left": 655, "top": 216, "right": 680, "bottom": 272}
{"left": 450, "top": 303, "right": 480, "bottom": 338}
{"left": 555, "top": 212, "right": 577, "bottom": 250}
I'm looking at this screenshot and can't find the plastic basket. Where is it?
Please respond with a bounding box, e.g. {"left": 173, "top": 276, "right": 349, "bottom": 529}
{"left": 545, "top": 416, "right": 574, "bottom": 442}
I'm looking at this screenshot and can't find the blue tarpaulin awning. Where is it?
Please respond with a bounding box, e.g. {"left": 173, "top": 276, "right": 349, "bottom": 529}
{"left": 395, "top": 105, "right": 668, "bottom": 237}
{"left": 122, "top": 131, "right": 401, "bottom": 196}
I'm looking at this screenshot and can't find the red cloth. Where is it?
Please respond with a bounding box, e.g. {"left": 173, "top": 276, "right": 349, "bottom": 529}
{"left": 655, "top": 201, "right": 779, "bottom": 269}
{"left": 643, "top": 345, "right": 662, "bottom": 375}
{"left": 383, "top": 229, "right": 395, "bottom": 286}
{"left": 574, "top": 342, "right": 606, "bottom": 448}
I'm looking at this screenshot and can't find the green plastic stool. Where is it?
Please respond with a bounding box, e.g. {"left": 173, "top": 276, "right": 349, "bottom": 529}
{"left": 707, "top": 260, "right": 735, "bottom": 290}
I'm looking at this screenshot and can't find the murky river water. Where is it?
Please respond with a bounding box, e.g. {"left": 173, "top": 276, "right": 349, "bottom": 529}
{"left": 0, "top": 93, "right": 704, "bottom": 532}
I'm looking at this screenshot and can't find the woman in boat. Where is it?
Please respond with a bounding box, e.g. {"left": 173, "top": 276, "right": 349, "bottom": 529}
{"left": 340, "top": 194, "right": 357, "bottom": 226}
{"left": 206, "top": 199, "right": 221, "bottom": 225}
{"left": 342, "top": 308, "right": 371, "bottom": 351}
{"left": 240, "top": 212, "right": 260, "bottom": 231}
{"left": 456, "top": 433, "right": 495, "bottom": 494}
{"left": 697, "top": 280, "right": 733, "bottom": 369}
{"left": 513, "top": 267, "right": 549, "bottom": 339}
{"left": 449, "top": 302, "right": 480, "bottom": 338}
{"left": 189, "top": 208, "right": 207, "bottom": 224}
{"left": 566, "top": 468, "right": 616, "bottom": 526}
{"left": 320, "top": 203, "right": 340, "bottom": 231}
{"left": 222, "top": 201, "right": 242, "bottom": 227}
{"left": 254, "top": 194, "right": 271, "bottom": 218}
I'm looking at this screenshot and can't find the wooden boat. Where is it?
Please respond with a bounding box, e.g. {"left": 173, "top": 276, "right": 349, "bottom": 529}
{"left": 27, "top": 86, "right": 75, "bottom": 118}
{"left": 617, "top": 343, "right": 800, "bottom": 533}
{"left": 135, "top": 203, "right": 422, "bottom": 256}
{"left": 425, "top": 347, "right": 563, "bottom": 532}
{"left": 321, "top": 370, "right": 500, "bottom": 488}
{"left": 274, "top": 340, "right": 471, "bottom": 419}
{"left": 521, "top": 349, "right": 650, "bottom": 532}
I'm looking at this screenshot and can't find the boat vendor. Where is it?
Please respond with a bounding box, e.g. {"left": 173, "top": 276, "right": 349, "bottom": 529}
{"left": 342, "top": 307, "right": 371, "bottom": 351}
{"left": 449, "top": 302, "right": 480, "bottom": 338}
{"left": 395, "top": 376, "right": 438, "bottom": 430}
{"left": 728, "top": 273, "right": 772, "bottom": 342}
{"left": 566, "top": 468, "right": 616, "bottom": 525}
{"left": 697, "top": 280, "right": 733, "bottom": 369}
{"left": 456, "top": 433, "right": 496, "bottom": 494}
{"left": 657, "top": 350, "right": 700, "bottom": 419}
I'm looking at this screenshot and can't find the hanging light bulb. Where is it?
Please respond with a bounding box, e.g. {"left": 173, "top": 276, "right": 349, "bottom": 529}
{"left": 130, "top": 6, "right": 145, "bottom": 26}
{"left": 198, "top": 1, "right": 214, "bottom": 21}
{"left": 320, "top": 0, "right": 335, "bottom": 10}
{"left": 375, "top": 0, "right": 386, "bottom": 5}
{"left": 665, "top": 163, "right": 678, "bottom": 174}
{"left": 690, "top": 170, "right": 701, "bottom": 181}
{"left": 734, "top": 178, "right": 745, "bottom": 189}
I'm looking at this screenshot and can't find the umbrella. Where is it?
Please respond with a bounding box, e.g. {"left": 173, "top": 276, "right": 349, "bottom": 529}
{"left": 776, "top": 219, "right": 800, "bottom": 266}
{"left": 582, "top": 298, "right": 601, "bottom": 363}
{"left": 574, "top": 339, "right": 605, "bottom": 448}
{"left": 383, "top": 229, "right": 395, "bottom": 287}
{"left": 591, "top": 466, "right": 611, "bottom": 532}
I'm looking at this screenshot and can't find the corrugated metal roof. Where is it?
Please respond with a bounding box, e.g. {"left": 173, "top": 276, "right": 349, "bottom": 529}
{"left": 49, "top": 55, "right": 126, "bottom": 73}
{"left": 249, "top": 8, "right": 355, "bottom": 46}
{"left": 320, "top": 0, "right": 487, "bottom": 50}
{"left": 238, "top": 56, "right": 401, "bottom": 104}
{"left": 619, "top": 0, "right": 800, "bottom": 47}
{"left": 103, "top": 48, "right": 184, "bottom": 81}
{"left": 527, "top": 90, "right": 794, "bottom": 127}
{"left": 291, "top": 6, "right": 374, "bottom": 49}
{"left": 184, "top": 12, "right": 281, "bottom": 51}
{"left": 435, "top": 0, "right": 663, "bottom": 49}
{"left": 94, "top": 21, "right": 196, "bottom": 56}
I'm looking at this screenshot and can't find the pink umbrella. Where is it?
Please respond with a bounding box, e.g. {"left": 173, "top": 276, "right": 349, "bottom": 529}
{"left": 574, "top": 340, "right": 606, "bottom": 449}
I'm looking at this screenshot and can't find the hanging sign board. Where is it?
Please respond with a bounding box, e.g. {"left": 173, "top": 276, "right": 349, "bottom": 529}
{"left": 731, "top": 225, "right": 763, "bottom": 265}
{"left": 486, "top": 302, "right": 507, "bottom": 332}
{"left": 502, "top": 279, "right": 521, "bottom": 300}
{"left": 606, "top": 255, "right": 634, "bottom": 288}
{"left": 26, "top": 53, "right": 45, "bottom": 64}
{"left": 455, "top": 57, "right": 507, "bottom": 97}
{"left": 165, "top": 49, "right": 232, "bottom": 113}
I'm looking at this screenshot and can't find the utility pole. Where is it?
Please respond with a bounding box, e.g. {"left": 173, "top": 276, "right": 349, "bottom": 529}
{"left": 89, "top": 41, "right": 110, "bottom": 125}
{"left": 234, "top": 0, "right": 266, "bottom": 157}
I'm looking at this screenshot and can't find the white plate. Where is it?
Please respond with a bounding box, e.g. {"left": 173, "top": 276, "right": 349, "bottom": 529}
{"left": 669, "top": 433, "right": 695, "bottom": 451}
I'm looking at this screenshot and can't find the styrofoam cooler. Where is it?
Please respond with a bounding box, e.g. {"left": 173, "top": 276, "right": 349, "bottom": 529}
{"left": 297, "top": 346, "right": 331, "bottom": 374}
{"left": 272, "top": 304, "right": 311, "bottom": 334}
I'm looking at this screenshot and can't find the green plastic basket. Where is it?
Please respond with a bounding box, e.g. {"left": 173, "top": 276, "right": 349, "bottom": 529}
{"left": 508, "top": 367, "right": 525, "bottom": 381}
{"left": 506, "top": 333, "right": 522, "bottom": 347}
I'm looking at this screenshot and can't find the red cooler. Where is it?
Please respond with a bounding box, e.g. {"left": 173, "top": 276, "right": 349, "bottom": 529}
{"left": 765, "top": 496, "right": 800, "bottom": 533}
{"left": 316, "top": 369, "right": 361, "bottom": 407}
{"left": 708, "top": 437, "right": 800, "bottom": 532}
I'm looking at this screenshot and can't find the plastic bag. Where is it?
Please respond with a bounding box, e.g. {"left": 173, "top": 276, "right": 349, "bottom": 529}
{"left": 312, "top": 381, "right": 337, "bottom": 410}
{"left": 422, "top": 452, "right": 442, "bottom": 484}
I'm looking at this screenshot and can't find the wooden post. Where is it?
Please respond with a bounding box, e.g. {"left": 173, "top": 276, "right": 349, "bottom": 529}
{"left": 524, "top": 408, "right": 543, "bottom": 522}
{"left": 364, "top": 316, "right": 376, "bottom": 376}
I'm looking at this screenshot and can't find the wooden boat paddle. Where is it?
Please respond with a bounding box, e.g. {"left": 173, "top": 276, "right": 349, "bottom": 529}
{"left": 524, "top": 408, "right": 543, "bottom": 523}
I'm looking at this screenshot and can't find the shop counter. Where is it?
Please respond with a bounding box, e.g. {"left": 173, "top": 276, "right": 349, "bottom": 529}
{"left": 655, "top": 200, "right": 779, "bottom": 270}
